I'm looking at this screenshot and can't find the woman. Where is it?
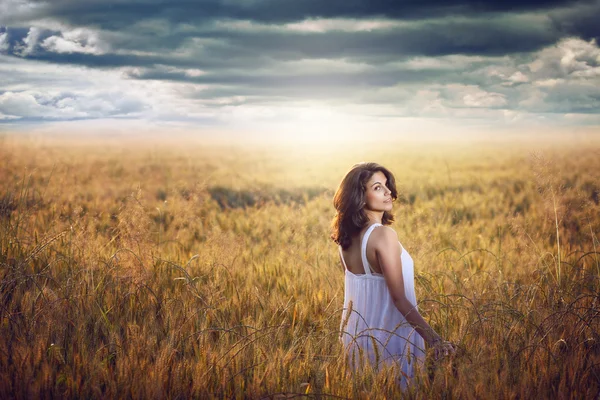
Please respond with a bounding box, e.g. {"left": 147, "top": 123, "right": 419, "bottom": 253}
{"left": 332, "top": 162, "right": 455, "bottom": 387}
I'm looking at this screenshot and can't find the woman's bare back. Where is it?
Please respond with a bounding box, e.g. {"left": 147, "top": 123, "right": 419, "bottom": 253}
{"left": 340, "top": 224, "right": 389, "bottom": 275}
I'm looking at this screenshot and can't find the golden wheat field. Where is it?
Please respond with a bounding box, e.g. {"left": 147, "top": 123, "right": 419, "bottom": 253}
{"left": 1, "top": 132, "right": 599, "bottom": 399}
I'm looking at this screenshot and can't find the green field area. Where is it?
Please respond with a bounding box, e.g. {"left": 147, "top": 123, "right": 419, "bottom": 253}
{"left": 1, "top": 133, "right": 599, "bottom": 398}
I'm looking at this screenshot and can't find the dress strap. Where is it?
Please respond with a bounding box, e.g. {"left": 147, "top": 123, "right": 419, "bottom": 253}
{"left": 361, "top": 223, "right": 382, "bottom": 276}
{"left": 338, "top": 246, "right": 348, "bottom": 271}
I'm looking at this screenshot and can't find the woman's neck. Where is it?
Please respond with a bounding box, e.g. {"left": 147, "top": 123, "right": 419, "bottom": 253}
{"left": 365, "top": 210, "right": 384, "bottom": 225}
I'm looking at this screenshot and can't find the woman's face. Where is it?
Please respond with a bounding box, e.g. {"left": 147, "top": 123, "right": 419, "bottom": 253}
{"left": 364, "top": 171, "right": 393, "bottom": 212}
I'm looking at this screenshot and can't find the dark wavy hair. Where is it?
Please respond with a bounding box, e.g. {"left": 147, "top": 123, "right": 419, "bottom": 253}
{"left": 331, "top": 162, "right": 398, "bottom": 249}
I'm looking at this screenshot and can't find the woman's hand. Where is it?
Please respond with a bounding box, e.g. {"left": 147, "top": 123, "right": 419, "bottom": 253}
{"left": 432, "top": 340, "right": 456, "bottom": 361}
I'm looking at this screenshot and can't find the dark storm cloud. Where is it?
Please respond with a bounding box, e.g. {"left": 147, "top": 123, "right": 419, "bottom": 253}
{"left": 550, "top": 0, "right": 600, "bottom": 40}
{"left": 1, "top": 14, "right": 558, "bottom": 71}
{"left": 130, "top": 66, "right": 449, "bottom": 89}
{"left": 23, "top": 50, "right": 188, "bottom": 69}
{"left": 20, "top": 0, "right": 595, "bottom": 27}
{"left": 208, "top": 19, "right": 557, "bottom": 59}
{"left": 2, "top": 1, "right": 594, "bottom": 68}
{"left": 5, "top": 0, "right": 584, "bottom": 57}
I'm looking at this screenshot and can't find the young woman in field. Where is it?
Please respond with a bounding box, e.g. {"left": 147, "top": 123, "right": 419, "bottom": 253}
{"left": 332, "top": 162, "right": 455, "bottom": 387}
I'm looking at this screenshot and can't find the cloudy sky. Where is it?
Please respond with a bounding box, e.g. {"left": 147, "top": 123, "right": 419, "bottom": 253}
{"left": 1, "top": 0, "right": 599, "bottom": 137}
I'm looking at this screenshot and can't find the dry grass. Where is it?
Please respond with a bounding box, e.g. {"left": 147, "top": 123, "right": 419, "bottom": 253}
{"left": 1, "top": 132, "right": 600, "bottom": 399}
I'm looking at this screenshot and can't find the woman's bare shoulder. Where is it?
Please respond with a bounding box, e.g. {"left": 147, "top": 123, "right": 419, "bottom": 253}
{"left": 371, "top": 227, "right": 405, "bottom": 260}
{"left": 370, "top": 225, "right": 399, "bottom": 247}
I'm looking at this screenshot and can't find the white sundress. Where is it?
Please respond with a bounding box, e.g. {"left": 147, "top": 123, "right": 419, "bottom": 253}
{"left": 339, "top": 223, "right": 426, "bottom": 387}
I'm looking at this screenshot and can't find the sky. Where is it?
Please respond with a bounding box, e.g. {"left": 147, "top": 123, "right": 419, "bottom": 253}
{"left": 1, "top": 0, "right": 600, "bottom": 138}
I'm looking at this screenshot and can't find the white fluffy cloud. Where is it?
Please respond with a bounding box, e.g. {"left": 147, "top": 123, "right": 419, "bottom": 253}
{"left": 527, "top": 37, "right": 600, "bottom": 79}
{"left": 41, "top": 28, "right": 109, "bottom": 55}
{"left": 0, "top": 90, "right": 148, "bottom": 120}
{"left": 0, "top": 32, "right": 8, "bottom": 52}
{"left": 462, "top": 88, "right": 508, "bottom": 108}
{"left": 512, "top": 38, "right": 600, "bottom": 113}
{"left": 13, "top": 26, "right": 41, "bottom": 56}
{"left": 0, "top": 91, "right": 71, "bottom": 118}
{"left": 504, "top": 71, "right": 530, "bottom": 86}
{"left": 435, "top": 84, "right": 508, "bottom": 109}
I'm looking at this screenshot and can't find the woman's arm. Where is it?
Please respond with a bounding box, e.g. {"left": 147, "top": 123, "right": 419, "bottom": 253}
{"left": 372, "top": 227, "right": 454, "bottom": 355}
